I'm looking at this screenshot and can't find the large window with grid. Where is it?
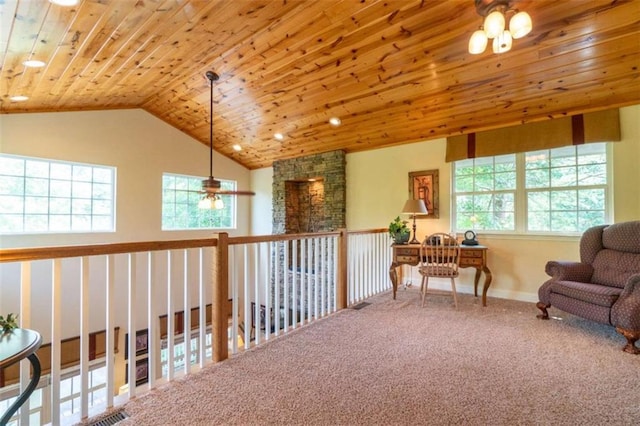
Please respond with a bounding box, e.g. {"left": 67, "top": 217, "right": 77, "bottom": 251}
{"left": 452, "top": 143, "right": 610, "bottom": 235}
{"left": 0, "top": 154, "right": 115, "bottom": 234}
{"left": 162, "top": 173, "right": 235, "bottom": 230}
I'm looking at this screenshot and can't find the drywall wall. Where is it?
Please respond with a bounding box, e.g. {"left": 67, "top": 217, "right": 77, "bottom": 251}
{"left": 250, "top": 104, "right": 640, "bottom": 302}
{"left": 0, "top": 108, "right": 252, "bottom": 249}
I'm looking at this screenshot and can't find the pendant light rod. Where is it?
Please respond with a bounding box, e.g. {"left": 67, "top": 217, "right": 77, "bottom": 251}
{"left": 206, "top": 71, "right": 219, "bottom": 179}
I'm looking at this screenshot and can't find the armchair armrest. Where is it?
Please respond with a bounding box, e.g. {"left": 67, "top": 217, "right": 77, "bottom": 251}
{"left": 544, "top": 261, "right": 594, "bottom": 282}
{"left": 612, "top": 273, "right": 640, "bottom": 331}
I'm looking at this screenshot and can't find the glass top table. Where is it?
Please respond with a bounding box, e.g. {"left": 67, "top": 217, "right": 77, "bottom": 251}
{"left": 0, "top": 328, "right": 42, "bottom": 425}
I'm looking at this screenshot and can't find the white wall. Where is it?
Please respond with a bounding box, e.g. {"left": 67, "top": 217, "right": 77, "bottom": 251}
{"left": 250, "top": 167, "right": 274, "bottom": 236}
{"left": 251, "top": 104, "right": 640, "bottom": 302}
{"left": 0, "top": 108, "right": 252, "bottom": 249}
{"left": 0, "top": 109, "right": 249, "bottom": 344}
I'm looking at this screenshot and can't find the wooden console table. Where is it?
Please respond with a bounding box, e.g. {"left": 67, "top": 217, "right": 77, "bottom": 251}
{"left": 0, "top": 328, "right": 42, "bottom": 425}
{"left": 389, "top": 244, "right": 492, "bottom": 306}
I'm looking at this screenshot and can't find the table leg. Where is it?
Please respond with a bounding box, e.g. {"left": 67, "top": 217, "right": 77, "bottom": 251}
{"left": 389, "top": 262, "right": 399, "bottom": 299}
{"left": 0, "top": 353, "right": 41, "bottom": 425}
{"left": 481, "top": 265, "right": 493, "bottom": 307}
{"left": 473, "top": 267, "right": 482, "bottom": 298}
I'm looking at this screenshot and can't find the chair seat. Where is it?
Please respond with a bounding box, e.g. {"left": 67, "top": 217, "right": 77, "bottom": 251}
{"left": 419, "top": 265, "right": 458, "bottom": 278}
{"left": 550, "top": 280, "right": 622, "bottom": 308}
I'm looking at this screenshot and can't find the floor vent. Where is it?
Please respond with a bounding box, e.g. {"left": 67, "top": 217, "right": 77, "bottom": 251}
{"left": 351, "top": 302, "right": 371, "bottom": 310}
{"left": 88, "top": 410, "right": 129, "bottom": 426}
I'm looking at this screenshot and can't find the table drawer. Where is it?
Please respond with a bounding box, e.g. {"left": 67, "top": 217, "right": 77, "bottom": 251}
{"left": 397, "top": 255, "right": 418, "bottom": 263}
{"left": 460, "top": 257, "right": 483, "bottom": 266}
{"left": 461, "top": 250, "right": 483, "bottom": 258}
{"left": 396, "top": 248, "right": 419, "bottom": 256}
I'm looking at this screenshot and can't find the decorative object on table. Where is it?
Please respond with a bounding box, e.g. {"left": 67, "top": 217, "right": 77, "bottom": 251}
{"left": 408, "top": 169, "right": 439, "bottom": 219}
{"left": 389, "top": 216, "right": 410, "bottom": 245}
{"left": 0, "top": 313, "right": 18, "bottom": 333}
{"left": 402, "top": 199, "right": 428, "bottom": 244}
{"left": 462, "top": 230, "right": 479, "bottom": 246}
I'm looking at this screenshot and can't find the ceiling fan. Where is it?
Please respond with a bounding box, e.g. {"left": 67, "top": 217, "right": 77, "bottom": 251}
{"left": 198, "top": 70, "right": 254, "bottom": 209}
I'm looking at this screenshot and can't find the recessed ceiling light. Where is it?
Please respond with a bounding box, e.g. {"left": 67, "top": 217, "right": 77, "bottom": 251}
{"left": 232, "top": 144, "right": 242, "bottom": 152}
{"left": 23, "top": 60, "right": 46, "bottom": 68}
{"left": 274, "top": 133, "right": 284, "bottom": 141}
{"left": 329, "top": 117, "right": 341, "bottom": 127}
{"left": 49, "top": 0, "right": 79, "bottom": 5}
{"left": 10, "top": 95, "right": 29, "bottom": 102}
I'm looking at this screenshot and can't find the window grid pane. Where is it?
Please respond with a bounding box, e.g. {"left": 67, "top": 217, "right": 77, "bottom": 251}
{"left": 162, "top": 173, "right": 236, "bottom": 230}
{"left": 0, "top": 154, "right": 115, "bottom": 234}
{"left": 453, "top": 155, "right": 516, "bottom": 232}
{"left": 453, "top": 143, "right": 609, "bottom": 235}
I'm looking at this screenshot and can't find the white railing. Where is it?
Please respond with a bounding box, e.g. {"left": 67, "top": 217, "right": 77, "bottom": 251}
{"left": 0, "top": 229, "right": 390, "bottom": 425}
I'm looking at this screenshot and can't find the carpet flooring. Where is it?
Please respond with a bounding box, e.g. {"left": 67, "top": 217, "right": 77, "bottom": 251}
{"left": 84, "top": 288, "right": 640, "bottom": 425}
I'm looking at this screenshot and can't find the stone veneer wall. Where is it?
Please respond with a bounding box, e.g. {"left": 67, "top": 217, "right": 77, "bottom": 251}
{"left": 272, "top": 150, "right": 346, "bottom": 234}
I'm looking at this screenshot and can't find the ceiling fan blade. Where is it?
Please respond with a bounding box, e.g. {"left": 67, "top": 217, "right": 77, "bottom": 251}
{"left": 216, "top": 190, "right": 256, "bottom": 196}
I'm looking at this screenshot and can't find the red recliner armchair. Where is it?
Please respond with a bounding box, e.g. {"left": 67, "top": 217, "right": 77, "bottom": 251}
{"left": 536, "top": 220, "right": 640, "bottom": 354}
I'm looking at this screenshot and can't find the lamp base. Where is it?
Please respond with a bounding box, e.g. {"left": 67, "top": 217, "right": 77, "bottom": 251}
{"left": 409, "top": 217, "right": 420, "bottom": 244}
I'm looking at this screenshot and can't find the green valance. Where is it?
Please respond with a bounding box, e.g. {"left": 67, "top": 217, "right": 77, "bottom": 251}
{"left": 446, "top": 109, "right": 620, "bottom": 162}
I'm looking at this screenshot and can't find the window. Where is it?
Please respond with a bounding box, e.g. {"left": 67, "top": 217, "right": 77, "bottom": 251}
{"left": 162, "top": 173, "right": 235, "bottom": 230}
{"left": 0, "top": 154, "right": 115, "bottom": 234}
{"left": 453, "top": 143, "right": 610, "bottom": 235}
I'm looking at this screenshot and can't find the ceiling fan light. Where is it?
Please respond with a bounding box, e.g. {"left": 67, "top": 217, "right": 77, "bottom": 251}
{"left": 468, "top": 30, "right": 488, "bottom": 54}
{"left": 198, "top": 196, "right": 213, "bottom": 209}
{"left": 483, "top": 10, "right": 505, "bottom": 39}
{"left": 214, "top": 197, "right": 225, "bottom": 209}
{"left": 509, "top": 11, "right": 532, "bottom": 39}
{"left": 492, "top": 30, "right": 513, "bottom": 54}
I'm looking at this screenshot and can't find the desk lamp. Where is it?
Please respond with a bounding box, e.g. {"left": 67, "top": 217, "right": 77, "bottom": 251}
{"left": 402, "top": 199, "right": 428, "bottom": 244}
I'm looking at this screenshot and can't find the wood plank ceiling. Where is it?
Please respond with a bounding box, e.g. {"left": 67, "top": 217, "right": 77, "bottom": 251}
{"left": 1, "top": 0, "right": 639, "bottom": 170}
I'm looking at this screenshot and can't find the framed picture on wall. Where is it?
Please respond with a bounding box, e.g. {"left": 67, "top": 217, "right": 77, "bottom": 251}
{"left": 124, "top": 329, "right": 149, "bottom": 360}
{"left": 125, "top": 357, "right": 149, "bottom": 387}
{"left": 408, "top": 169, "right": 439, "bottom": 219}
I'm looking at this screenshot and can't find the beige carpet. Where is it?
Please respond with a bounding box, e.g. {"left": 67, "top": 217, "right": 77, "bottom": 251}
{"left": 86, "top": 288, "right": 640, "bottom": 425}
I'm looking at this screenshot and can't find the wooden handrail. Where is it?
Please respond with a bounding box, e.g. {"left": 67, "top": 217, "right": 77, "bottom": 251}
{"left": 0, "top": 239, "right": 218, "bottom": 263}
{"left": 229, "top": 230, "right": 341, "bottom": 245}
{"left": 0, "top": 229, "right": 388, "bottom": 263}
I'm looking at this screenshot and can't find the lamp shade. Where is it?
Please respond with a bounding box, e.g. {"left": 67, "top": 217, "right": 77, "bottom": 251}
{"left": 483, "top": 10, "right": 505, "bottom": 39}
{"left": 492, "top": 30, "right": 512, "bottom": 54}
{"left": 402, "top": 199, "right": 428, "bottom": 215}
{"left": 509, "top": 11, "right": 532, "bottom": 39}
{"left": 468, "top": 30, "right": 488, "bottom": 54}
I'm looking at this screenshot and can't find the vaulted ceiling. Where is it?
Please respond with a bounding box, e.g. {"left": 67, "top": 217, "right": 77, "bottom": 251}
{"left": 1, "top": 0, "right": 639, "bottom": 170}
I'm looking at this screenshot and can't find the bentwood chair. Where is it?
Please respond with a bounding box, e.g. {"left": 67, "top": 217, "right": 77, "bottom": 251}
{"left": 418, "top": 233, "right": 461, "bottom": 307}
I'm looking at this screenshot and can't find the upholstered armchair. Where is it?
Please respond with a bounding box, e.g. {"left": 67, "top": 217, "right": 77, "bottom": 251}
{"left": 536, "top": 221, "right": 640, "bottom": 354}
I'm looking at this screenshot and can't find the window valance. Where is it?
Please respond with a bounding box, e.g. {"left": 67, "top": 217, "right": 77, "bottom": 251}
{"left": 445, "top": 109, "right": 620, "bottom": 162}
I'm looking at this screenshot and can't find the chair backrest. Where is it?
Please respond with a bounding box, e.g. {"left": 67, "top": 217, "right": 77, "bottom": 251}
{"left": 582, "top": 221, "right": 640, "bottom": 288}
{"left": 419, "top": 233, "right": 461, "bottom": 277}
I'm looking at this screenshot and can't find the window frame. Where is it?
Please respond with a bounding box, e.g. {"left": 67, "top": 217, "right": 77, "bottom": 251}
{"left": 451, "top": 143, "right": 613, "bottom": 236}
{"left": 0, "top": 154, "right": 116, "bottom": 235}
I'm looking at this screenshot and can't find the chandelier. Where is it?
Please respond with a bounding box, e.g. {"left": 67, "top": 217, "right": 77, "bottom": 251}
{"left": 468, "top": 0, "right": 532, "bottom": 55}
